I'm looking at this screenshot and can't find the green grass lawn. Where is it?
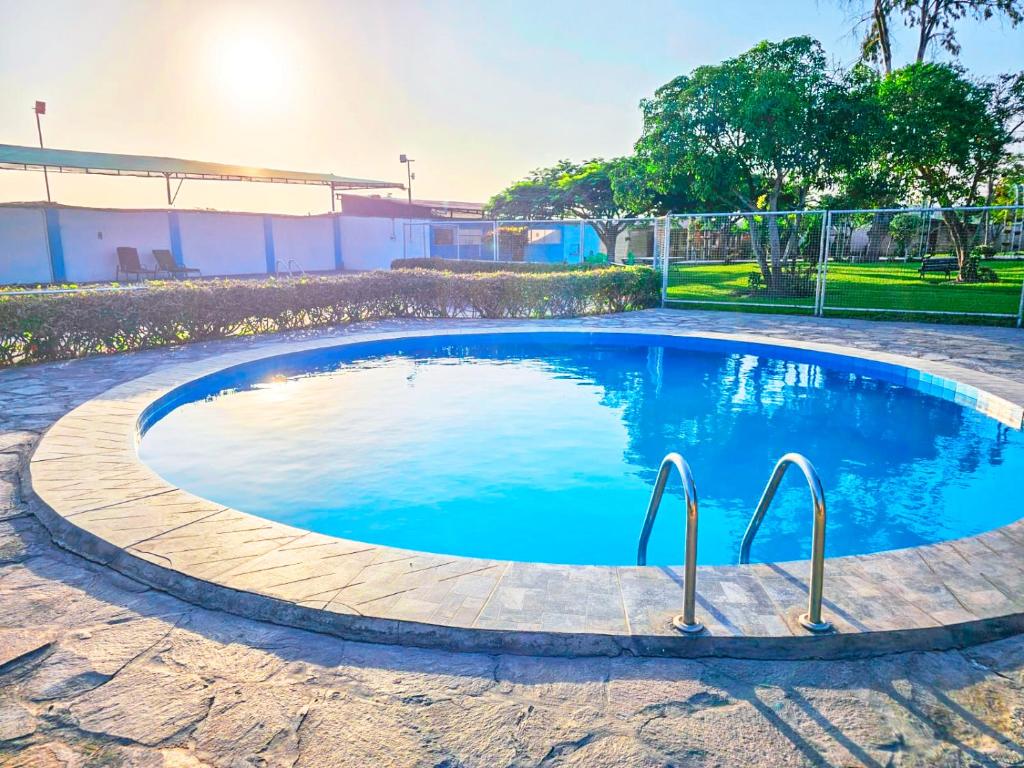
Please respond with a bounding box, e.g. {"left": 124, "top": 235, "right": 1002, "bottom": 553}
{"left": 666, "top": 260, "right": 1024, "bottom": 322}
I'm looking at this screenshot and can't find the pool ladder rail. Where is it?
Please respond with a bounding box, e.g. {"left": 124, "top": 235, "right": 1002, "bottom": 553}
{"left": 637, "top": 451, "right": 833, "bottom": 636}
{"left": 275, "top": 258, "right": 306, "bottom": 278}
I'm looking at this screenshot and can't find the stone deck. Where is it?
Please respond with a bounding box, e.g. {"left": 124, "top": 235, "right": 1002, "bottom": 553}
{"left": 20, "top": 312, "right": 1024, "bottom": 659}
{"left": 4, "top": 309, "right": 1024, "bottom": 765}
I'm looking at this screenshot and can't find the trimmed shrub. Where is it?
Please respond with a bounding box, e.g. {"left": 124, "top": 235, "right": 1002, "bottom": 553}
{"left": 0, "top": 267, "right": 659, "bottom": 366}
{"left": 390, "top": 258, "right": 603, "bottom": 273}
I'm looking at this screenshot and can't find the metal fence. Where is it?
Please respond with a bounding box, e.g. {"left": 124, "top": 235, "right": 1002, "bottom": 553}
{"left": 663, "top": 205, "right": 1024, "bottom": 327}
{"left": 401, "top": 205, "right": 1024, "bottom": 326}
{"left": 402, "top": 218, "right": 662, "bottom": 265}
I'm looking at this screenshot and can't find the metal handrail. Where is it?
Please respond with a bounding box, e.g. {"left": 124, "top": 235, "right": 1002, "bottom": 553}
{"left": 738, "top": 453, "right": 832, "bottom": 633}
{"left": 636, "top": 452, "right": 704, "bottom": 634}
{"left": 274, "top": 259, "right": 306, "bottom": 278}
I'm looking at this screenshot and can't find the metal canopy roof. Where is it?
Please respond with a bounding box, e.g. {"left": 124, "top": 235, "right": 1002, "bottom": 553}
{"left": 0, "top": 144, "right": 403, "bottom": 191}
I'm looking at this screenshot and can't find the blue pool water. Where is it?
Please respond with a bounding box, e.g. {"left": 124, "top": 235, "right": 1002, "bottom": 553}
{"left": 139, "top": 333, "right": 1024, "bottom": 566}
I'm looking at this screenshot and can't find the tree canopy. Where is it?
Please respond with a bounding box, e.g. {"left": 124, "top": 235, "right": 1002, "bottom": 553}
{"left": 485, "top": 158, "right": 639, "bottom": 260}
{"left": 485, "top": 26, "right": 1023, "bottom": 283}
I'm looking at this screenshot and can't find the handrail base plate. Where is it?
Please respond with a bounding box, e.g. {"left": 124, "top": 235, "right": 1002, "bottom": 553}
{"left": 671, "top": 615, "right": 706, "bottom": 635}
{"left": 799, "top": 614, "right": 834, "bottom": 634}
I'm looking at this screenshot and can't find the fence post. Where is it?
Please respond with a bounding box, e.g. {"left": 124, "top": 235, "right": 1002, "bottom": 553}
{"left": 814, "top": 210, "right": 832, "bottom": 317}
{"left": 660, "top": 214, "right": 671, "bottom": 308}
{"left": 1016, "top": 276, "right": 1024, "bottom": 328}
{"left": 493, "top": 220, "right": 499, "bottom": 261}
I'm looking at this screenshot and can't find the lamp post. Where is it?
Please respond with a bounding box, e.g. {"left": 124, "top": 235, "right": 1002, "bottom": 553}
{"left": 399, "top": 154, "right": 414, "bottom": 205}
{"left": 34, "top": 101, "right": 51, "bottom": 203}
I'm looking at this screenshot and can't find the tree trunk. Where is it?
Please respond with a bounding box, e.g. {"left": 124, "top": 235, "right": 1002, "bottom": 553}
{"left": 873, "top": 0, "right": 893, "bottom": 74}
{"left": 590, "top": 222, "right": 623, "bottom": 263}
{"left": 940, "top": 210, "right": 973, "bottom": 280}
{"left": 864, "top": 212, "right": 894, "bottom": 262}
{"left": 745, "top": 215, "right": 771, "bottom": 285}
{"left": 766, "top": 215, "right": 784, "bottom": 287}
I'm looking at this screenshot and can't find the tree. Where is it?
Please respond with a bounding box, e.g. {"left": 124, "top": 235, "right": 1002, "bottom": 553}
{"left": 877, "top": 63, "right": 1020, "bottom": 277}
{"left": 849, "top": 0, "right": 1023, "bottom": 74}
{"left": 486, "top": 158, "right": 638, "bottom": 261}
{"left": 632, "top": 36, "right": 867, "bottom": 289}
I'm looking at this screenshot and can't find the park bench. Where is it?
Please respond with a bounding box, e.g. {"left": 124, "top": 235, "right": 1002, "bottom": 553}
{"left": 918, "top": 256, "right": 959, "bottom": 277}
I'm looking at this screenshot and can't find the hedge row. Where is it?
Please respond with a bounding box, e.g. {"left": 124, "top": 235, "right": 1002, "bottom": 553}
{"left": 0, "top": 267, "right": 659, "bottom": 366}
{"left": 390, "top": 258, "right": 603, "bottom": 273}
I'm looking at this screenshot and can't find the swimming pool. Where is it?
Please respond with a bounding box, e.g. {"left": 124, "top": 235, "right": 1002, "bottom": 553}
{"left": 138, "top": 332, "right": 1024, "bottom": 567}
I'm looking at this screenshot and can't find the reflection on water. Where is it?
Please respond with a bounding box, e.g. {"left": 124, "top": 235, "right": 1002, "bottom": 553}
{"left": 140, "top": 338, "right": 1024, "bottom": 566}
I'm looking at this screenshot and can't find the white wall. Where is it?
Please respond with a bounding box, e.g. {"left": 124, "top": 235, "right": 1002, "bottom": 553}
{"left": 58, "top": 208, "right": 172, "bottom": 282}
{"left": 341, "top": 216, "right": 428, "bottom": 270}
{"left": 177, "top": 212, "right": 267, "bottom": 275}
{"left": 0, "top": 208, "right": 51, "bottom": 284}
{"left": 270, "top": 215, "right": 334, "bottom": 272}
{"left": 0, "top": 205, "right": 438, "bottom": 285}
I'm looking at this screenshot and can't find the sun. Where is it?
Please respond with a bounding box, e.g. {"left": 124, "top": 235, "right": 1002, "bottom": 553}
{"left": 212, "top": 31, "right": 289, "bottom": 110}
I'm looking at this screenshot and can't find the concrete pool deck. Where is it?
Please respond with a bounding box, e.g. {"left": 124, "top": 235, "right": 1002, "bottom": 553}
{"left": 21, "top": 311, "right": 1024, "bottom": 660}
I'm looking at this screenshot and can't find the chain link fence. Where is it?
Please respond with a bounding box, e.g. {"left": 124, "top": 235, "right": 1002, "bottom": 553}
{"left": 816, "top": 206, "right": 1024, "bottom": 322}
{"left": 403, "top": 218, "right": 663, "bottom": 265}
{"left": 661, "top": 212, "right": 827, "bottom": 314}
{"left": 402, "top": 205, "right": 1024, "bottom": 326}
{"left": 662, "top": 205, "right": 1024, "bottom": 326}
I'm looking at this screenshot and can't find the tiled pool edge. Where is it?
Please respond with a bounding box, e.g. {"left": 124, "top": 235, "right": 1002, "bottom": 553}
{"left": 27, "top": 322, "right": 1024, "bottom": 659}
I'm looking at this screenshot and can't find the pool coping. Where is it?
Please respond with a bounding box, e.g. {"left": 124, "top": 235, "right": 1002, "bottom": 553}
{"left": 27, "top": 322, "right": 1024, "bottom": 659}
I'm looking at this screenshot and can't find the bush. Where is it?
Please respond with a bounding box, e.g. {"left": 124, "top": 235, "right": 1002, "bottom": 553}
{"left": 962, "top": 255, "right": 1000, "bottom": 283}
{"left": 390, "top": 258, "right": 602, "bottom": 273}
{"left": 0, "top": 268, "right": 660, "bottom": 366}
{"left": 744, "top": 267, "right": 817, "bottom": 297}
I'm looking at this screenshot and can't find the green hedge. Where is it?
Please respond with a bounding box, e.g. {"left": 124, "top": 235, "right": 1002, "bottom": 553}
{"left": 0, "top": 267, "right": 659, "bottom": 366}
{"left": 390, "top": 258, "right": 602, "bottom": 273}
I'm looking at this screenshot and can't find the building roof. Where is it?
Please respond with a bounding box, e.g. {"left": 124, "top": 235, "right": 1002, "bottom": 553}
{"left": 0, "top": 144, "right": 403, "bottom": 190}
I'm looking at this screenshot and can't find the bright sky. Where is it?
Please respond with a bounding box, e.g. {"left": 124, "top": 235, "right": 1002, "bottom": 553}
{"left": 0, "top": 0, "right": 1020, "bottom": 214}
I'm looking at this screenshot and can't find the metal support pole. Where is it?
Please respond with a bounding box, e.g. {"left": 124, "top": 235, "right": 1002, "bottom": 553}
{"left": 1014, "top": 187, "right": 1023, "bottom": 253}
{"left": 815, "top": 211, "right": 832, "bottom": 317}
{"left": 35, "top": 107, "right": 51, "bottom": 203}
{"left": 492, "top": 221, "right": 499, "bottom": 261}
{"left": 1016, "top": 273, "right": 1024, "bottom": 328}
{"left": 661, "top": 231, "right": 670, "bottom": 308}
{"left": 636, "top": 452, "right": 703, "bottom": 634}
{"left": 812, "top": 211, "right": 828, "bottom": 316}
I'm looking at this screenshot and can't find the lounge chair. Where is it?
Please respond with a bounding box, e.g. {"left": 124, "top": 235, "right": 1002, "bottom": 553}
{"left": 115, "top": 247, "right": 158, "bottom": 282}
{"left": 153, "top": 249, "right": 201, "bottom": 279}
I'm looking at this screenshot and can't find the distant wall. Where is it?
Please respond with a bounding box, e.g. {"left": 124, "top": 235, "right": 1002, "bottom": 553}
{"left": 0, "top": 207, "right": 52, "bottom": 284}
{"left": 340, "top": 215, "right": 431, "bottom": 271}
{"left": 270, "top": 215, "right": 336, "bottom": 272}
{"left": 176, "top": 212, "right": 268, "bottom": 276}
{"left": 0, "top": 204, "right": 473, "bottom": 285}
{"left": 58, "top": 208, "right": 172, "bottom": 282}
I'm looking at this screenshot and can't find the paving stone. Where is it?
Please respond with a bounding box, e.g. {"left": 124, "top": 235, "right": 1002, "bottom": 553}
{"left": 21, "top": 615, "right": 179, "bottom": 701}
{"left": 0, "top": 698, "right": 35, "bottom": 742}
{"left": 65, "top": 665, "right": 214, "bottom": 746}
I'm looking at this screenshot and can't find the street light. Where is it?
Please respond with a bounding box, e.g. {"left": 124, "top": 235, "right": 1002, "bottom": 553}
{"left": 34, "top": 100, "right": 50, "bottom": 203}
{"left": 399, "top": 154, "right": 414, "bottom": 205}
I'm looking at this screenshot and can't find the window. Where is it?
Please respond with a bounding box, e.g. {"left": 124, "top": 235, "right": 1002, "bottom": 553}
{"left": 527, "top": 227, "right": 562, "bottom": 245}
{"left": 431, "top": 227, "right": 454, "bottom": 246}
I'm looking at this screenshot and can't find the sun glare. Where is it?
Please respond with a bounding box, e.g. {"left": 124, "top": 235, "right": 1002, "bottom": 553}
{"left": 213, "top": 31, "right": 289, "bottom": 110}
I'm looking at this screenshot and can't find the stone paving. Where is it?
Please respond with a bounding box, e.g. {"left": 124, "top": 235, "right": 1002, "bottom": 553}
{"left": 24, "top": 315, "right": 1024, "bottom": 659}
{"left": 2, "top": 309, "right": 1024, "bottom": 765}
